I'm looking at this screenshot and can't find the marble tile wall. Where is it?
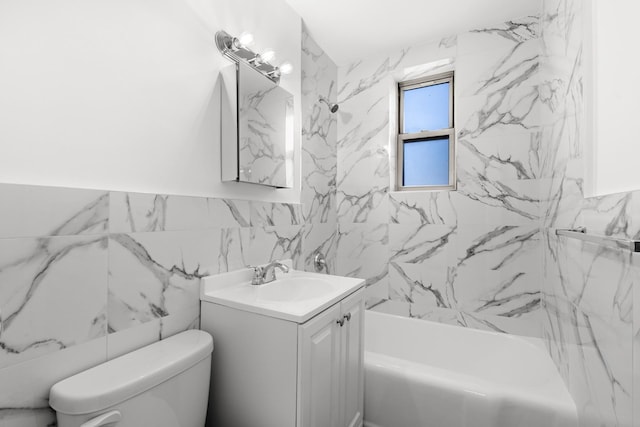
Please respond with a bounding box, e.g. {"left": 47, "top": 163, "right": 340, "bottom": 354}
{"left": 0, "top": 186, "right": 110, "bottom": 426}
{"left": 0, "top": 187, "right": 306, "bottom": 425}
{"left": 335, "top": 16, "right": 544, "bottom": 337}
{"left": 301, "top": 23, "right": 338, "bottom": 275}
{"left": 542, "top": 196, "right": 638, "bottom": 427}
{"left": 0, "top": 28, "right": 337, "bottom": 427}
{"left": 540, "top": 0, "right": 639, "bottom": 425}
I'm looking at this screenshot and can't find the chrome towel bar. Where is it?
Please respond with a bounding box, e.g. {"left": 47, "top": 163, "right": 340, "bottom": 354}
{"left": 555, "top": 228, "right": 640, "bottom": 253}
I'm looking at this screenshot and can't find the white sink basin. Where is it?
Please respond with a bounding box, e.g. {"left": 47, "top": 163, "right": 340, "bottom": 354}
{"left": 200, "top": 262, "right": 364, "bottom": 323}
{"left": 257, "top": 277, "right": 338, "bottom": 302}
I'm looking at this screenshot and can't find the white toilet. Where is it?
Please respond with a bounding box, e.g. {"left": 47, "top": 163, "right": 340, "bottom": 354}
{"left": 49, "top": 330, "right": 213, "bottom": 427}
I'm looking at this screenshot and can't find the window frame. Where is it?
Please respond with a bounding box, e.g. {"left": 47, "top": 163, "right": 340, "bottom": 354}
{"left": 396, "top": 71, "right": 456, "bottom": 192}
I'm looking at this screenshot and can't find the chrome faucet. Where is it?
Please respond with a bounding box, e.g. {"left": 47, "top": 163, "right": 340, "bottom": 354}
{"left": 251, "top": 261, "right": 290, "bottom": 285}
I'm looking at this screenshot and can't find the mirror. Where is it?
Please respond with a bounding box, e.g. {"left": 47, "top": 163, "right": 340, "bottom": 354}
{"left": 220, "top": 61, "right": 294, "bottom": 188}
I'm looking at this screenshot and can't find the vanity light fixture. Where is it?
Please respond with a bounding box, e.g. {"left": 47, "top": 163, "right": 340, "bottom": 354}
{"left": 215, "top": 30, "right": 288, "bottom": 84}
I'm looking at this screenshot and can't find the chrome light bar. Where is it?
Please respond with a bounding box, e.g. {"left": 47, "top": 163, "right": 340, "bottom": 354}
{"left": 215, "top": 30, "right": 281, "bottom": 84}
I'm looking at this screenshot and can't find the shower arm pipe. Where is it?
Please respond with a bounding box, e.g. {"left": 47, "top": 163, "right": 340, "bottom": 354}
{"left": 318, "top": 96, "right": 339, "bottom": 113}
{"left": 555, "top": 227, "right": 640, "bottom": 253}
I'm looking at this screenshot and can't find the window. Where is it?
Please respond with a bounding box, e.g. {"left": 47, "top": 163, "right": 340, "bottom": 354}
{"left": 397, "top": 71, "right": 455, "bottom": 191}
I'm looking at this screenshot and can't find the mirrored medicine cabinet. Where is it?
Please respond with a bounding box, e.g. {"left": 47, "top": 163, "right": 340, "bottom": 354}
{"left": 220, "top": 60, "right": 294, "bottom": 189}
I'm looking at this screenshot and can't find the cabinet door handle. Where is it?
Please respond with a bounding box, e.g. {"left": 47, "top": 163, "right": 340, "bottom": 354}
{"left": 336, "top": 318, "right": 345, "bottom": 327}
{"left": 343, "top": 313, "right": 351, "bottom": 322}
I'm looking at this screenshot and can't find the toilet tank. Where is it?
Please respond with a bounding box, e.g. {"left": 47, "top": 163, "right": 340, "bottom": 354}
{"left": 50, "top": 330, "right": 213, "bottom": 427}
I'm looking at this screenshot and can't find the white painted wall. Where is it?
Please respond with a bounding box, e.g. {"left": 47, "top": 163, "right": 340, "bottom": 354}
{"left": 0, "top": 0, "right": 301, "bottom": 202}
{"left": 584, "top": 0, "right": 640, "bottom": 197}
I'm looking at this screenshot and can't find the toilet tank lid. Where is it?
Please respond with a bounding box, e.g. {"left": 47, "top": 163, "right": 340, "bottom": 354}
{"left": 49, "top": 330, "right": 213, "bottom": 415}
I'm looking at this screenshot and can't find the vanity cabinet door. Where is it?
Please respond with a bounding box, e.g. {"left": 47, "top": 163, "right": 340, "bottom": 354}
{"left": 340, "top": 289, "right": 364, "bottom": 427}
{"left": 298, "top": 304, "right": 342, "bottom": 427}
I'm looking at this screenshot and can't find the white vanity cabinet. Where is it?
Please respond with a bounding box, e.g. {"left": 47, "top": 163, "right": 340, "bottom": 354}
{"left": 298, "top": 289, "right": 364, "bottom": 427}
{"left": 201, "top": 286, "right": 364, "bottom": 427}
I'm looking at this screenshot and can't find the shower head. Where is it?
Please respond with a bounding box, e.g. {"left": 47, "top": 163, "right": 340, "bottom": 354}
{"left": 318, "top": 96, "right": 339, "bottom": 113}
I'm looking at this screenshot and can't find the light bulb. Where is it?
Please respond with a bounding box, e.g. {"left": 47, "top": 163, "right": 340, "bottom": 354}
{"left": 238, "top": 32, "right": 254, "bottom": 47}
{"left": 279, "top": 61, "right": 293, "bottom": 75}
{"left": 261, "top": 49, "right": 275, "bottom": 63}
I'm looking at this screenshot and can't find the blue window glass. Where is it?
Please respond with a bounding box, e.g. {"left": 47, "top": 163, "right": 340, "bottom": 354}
{"left": 402, "top": 82, "right": 450, "bottom": 133}
{"left": 403, "top": 137, "right": 450, "bottom": 186}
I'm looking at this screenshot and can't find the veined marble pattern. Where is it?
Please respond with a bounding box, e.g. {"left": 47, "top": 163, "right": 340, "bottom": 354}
{"left": 539, "top": 0, "right": 583, "bottom": 128}
{"left": 107, "top": 230, "right": 219, "bottom": 332}
{"left": 544, "top": 233, "right": 635, "bottom": 427}
{"left": 107, "top": 304, "right": 200, "bottom": 360}
{"left": 0, "top": 184, "right": 112, "bottom": 426}
{"left": 386, "top": 223, "right": 541, "bottom": 334}
{"left": 541, "top": 188, "right": 639, "bottom": 427}
{"left": 456, "top": 51, "right": 540, "bottom": 140}
{"left": 0, "top": 185, "right": 108, "bottom": 239}
{"left": 335, "top": 16, "right": 543, "bottom": 337}
{"left": 578, "top": 192, "right": 640, "bottom": 238}
{"left": 455, "top": 16, "right": 542, "bottom": 226}
{"left": 217, "top": 227, "right": 250, "bottom": 273}
{"left": 250, "top": 202, "right": 302, "bottom": 227}
{"left": 301, "top": 24, "right": 337, "bottom": 226}
{"left": 389, "top": 191, "right": 457, "bottom": 225}
{"left": 336, "top": 47, "right": 409, "bottom": 224}
{"left": 237, "top": 65, "right": 292, "bottom": 188}
{"left": 109, "top": 192, "right": 210, "bottom": 232}
{"left": 302, "top": 222, "right": 337, "bottom": 275}
{"left": 0, "top": 235, "right": 108, "bottom": 369}
{"left": 336, "top": 223, "right": 389, "bottom": 308}
{"left": 540, "top": 0, "right": 638, "bottom": 424}
{"left": 300, "top": 23, "right": 338, "bottom": 278}
{"left": 247, "top": 225, "right": 304, "bottom": 269}
{"left": 109, "top": 192, "right": 252, "bottom": 232}
{"left": 208, "top": 198, "right": 251, "bottom": 228}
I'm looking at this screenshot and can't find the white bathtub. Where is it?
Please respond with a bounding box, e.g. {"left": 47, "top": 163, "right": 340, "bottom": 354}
{"left": 364, "top": 311, "right": 577, "bottom": 427}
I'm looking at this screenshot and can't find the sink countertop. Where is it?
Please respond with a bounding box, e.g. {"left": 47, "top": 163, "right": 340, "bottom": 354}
{"left": 200, "top": 265, "right": 364, "bottom": 324}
